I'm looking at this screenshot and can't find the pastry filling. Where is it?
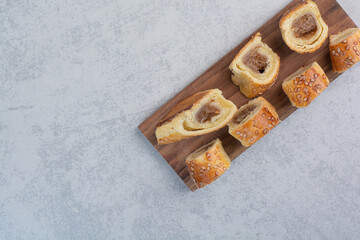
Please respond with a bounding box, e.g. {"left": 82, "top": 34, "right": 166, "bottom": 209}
{"left": 196, "top": 102, "right": 221, "bottom": 123}
{"left": 292, "top": 14, "right": 318, "bottom": 38}
{"left": 233, "top": 104, "right": 257, "bottom": 124}
{"left": 242, "top": 49, "right": 268, "bottom": 74}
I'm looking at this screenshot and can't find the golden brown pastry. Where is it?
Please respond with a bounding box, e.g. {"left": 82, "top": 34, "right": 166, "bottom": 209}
{"left": 282, "top": 62, "right": 329, "bottom": 108}
{"left": 280, "top": 0, "right": 328, "bottom": 54}
{"left": 156, "top": 89, "right": 237, "bottom": 144}
{"left": 229, "top": 32, "right": 280, "bottom": 98}
{"left": 185, "top": 138, "right": 231, "bottom": 189}
{"left": 329, "top": 28, "right": 360, "bottom": 73}
{"left": 228, "top": 97, "right": 280, "bottom": 147}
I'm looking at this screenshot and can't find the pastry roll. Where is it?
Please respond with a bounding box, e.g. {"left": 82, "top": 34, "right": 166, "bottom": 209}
{"left": 156, "top": 89, "right": 237, "bottom": 144}
{"left": 228, "top": 97, "right": 280, "bottom": 147}
{"left": 282, "top": 62, "right": 329, "bottom": 108}
{"left": 280, "top": 0, "right": 328, "bottom": 54}
{"left": 329, "top": 28, "right": 360, "bottom": 73}
{"left": 185, "top": 138, "right": 231, "bottom": 189}
{"left": 229, "top": 32, "right": 280, "bottom": 98}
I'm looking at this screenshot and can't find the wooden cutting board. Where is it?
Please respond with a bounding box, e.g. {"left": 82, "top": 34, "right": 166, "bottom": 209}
{"left": 138, "top": 0, "right": 358, "bottom": 191}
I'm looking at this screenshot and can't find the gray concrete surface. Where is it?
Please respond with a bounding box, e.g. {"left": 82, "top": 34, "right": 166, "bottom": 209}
{"left": 1, "top": 0, "right": 360, "bottom": 239}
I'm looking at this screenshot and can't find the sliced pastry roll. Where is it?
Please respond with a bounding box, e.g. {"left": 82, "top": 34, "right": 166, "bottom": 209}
{"left": 229, "top": 32, "right": 280, "bottom": 98}
{"left": 280, "top": 0, "right": 328, "bottom": 54}
{"left": 282, "top": 62, "right": 329, "bottom": 108}
{"left": 156, "top": 89, "right": 237, "bottom": 144}
{"left": 329, "top": 28, "right": 360, "bottom": 73}
{"left": 228, "top": 97, "right": 280, "bottom": 147}
{"left": 185, "top": 138, "right": 231, "bottom": 189}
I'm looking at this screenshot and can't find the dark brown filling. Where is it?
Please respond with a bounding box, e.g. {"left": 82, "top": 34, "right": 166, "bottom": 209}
{"left": 292, "top": 14, "right": 317, "bottom": 38}
{"left": 242, "top": 49, "right": 268, "bottom": 74}
{"left": 233, "top": 105, "right": 257, "bottom": 124}
{"left": 196, "top": 103, "right": 221, "bottom": 123}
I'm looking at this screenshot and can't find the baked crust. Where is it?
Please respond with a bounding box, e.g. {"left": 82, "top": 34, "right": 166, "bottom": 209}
{"left": 329, "top": 28, "right": 360, "bottom": 73}
{"left": 229, "top": 32, "right": 280, "bottom": 98}
{"left": 155, "top": 89, "right": 237, "bottom": 144}
{"left": 228, "top": 97, "right": 280, "bottom": 147}
{"left": 279, "top": 0, "right": 328, "bottom": 54}
{"left": 282, "top": 62, "right": 329, "bottom": 108}
{"left": 185, "top": 138, "right": 231, "bottom": 189}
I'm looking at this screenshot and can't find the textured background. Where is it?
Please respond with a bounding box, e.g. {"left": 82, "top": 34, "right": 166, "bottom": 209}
{"left": 1, "top": 0, "right": 360, "bottom": 239}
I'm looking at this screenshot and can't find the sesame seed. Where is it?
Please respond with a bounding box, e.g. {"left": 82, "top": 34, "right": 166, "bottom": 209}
{"left": 214, "top": 165, "right": 218, "bottom": 169}
{"left": 207, "top": 163, "right": 211, "bottom": 167}
{"left": 265, "top": 108, "right": 269, "bottom": 112}
{"left": 354, "top": 41, "right": 358, "bottom": 45}
{"left": 191, "top": 167, "right": 194, "bottom": 171}
{"left": 207, "top": 167, "right": 210, "bottom": 171}
{"left": 250, "top": 137, "right": 255, "bottom": 142}
{"left": 262, "top": 113, "right": 266, "bottom": 117}
{"left": 271, "top": 117, "right": 275, "bottom": 121}
{"left": 255, "top": 130, "right": 259, "bottom": 135}
{"left": 309, "top": 82, "right": 313, "bottom": 87}
{"left": 222, "top": 167, "right": 227, "bottom": 171}
{"left": 310, "top": 78, "right": 315, "bottom": 82}
{"left": 190, "top": 172, "right": 194, "bottom": 175}
{"left": 332, "top": 50, "right": 336, "bottom": 55}
{"left": 297, "top": 94, "right": 302, "bottom": 100}
{"left": 314, "top": 73, "right": 318, "bottom": 79}
{"left": 337, "top": 47, "right": 341, "bottom": 53}
{"left": 346, "top": 45, "right": 350, "bottom": 50}
{"left": 346, "top": 64, "right": 351, "bottom": 68}
{"left": 236, "top": 131, "right": 240, "bottom": 135}
{"left": 243, "top": 133, "right": 247, "bottom": 138}
{"left": 348, "top": 56, "right": 352, "bottom": 60}
{"left": 303, "top": 97, "right": 308, "bottom": 102}
{"left": 294, "top": 80, "right": 298, "bottom": 85}
{"left": 267, "top": 117, "right": 271, "bottom": 120}
{"left": 322, "top": 74, "right": 326, "bottom": 79}
{"left": 206, "top": 153, "right": 210, "bottom": 157}
{"left": 342, "top": 40, "right": 347, "bottom": 44}
{"left": 316, "top": 89, "right": 321, "bottom": 94}
{"left": 272, "top": 122, "right": 276, "bottom": 126}
{"left": 356, "top": 51, "right": 360, "bottom": 56}
{"left": 268, "top": 124, "right": 272, "bottom": 128}
{"left": 263, "top": 129, "right": 268, "bottom": 134}
{"left": 304, "top": 82, "right": 309, "bottom": 86}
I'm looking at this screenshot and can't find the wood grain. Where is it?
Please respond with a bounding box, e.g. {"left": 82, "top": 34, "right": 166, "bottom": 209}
{"left": 138, "top": 0, "right": 358, "bottom": 191}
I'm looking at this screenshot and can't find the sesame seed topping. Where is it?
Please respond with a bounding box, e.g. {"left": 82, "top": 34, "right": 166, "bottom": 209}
{"left": 236, "top": 131, "right": 240, "bottom": 135}
{"left": 303, "top": 97, "right": 308, "bottom": 102}
{"left": 294, "top": 80, "right": 298, "bottom": 85}
{"left": 272, "top": 122, "right": 276, "bottom": 126}
{"left": 342, "top": 40, "right": 347, "bottom": 44}
{"left": 314, "top": 73, "right": 318, "bottom": 79}
{"left": 310, "top": 78, "right": 315, "bottom": 82}
{"left": 265, "top": 108, "right": 269, "bottom": 112}
{"left": 190, "top": 172, "right": 194, "bottom": 176}
{"left": 267, "top": 117, "right": 271, "bottom": 120}
{"left": 346, "top": 45, "right": 350, "bottom": 50}
{"left": 297, "top": 94, "right": 302, "bottom": 100}
{"left": 316, "top": 89, "right": 321, "bottom": 94}
{"left": 262, "top": 113, "right": 266, "bottom": 117}
{"left": 222, "top": 167, "right": 227, "bottom": 171}
{"left": 255, "top": 130, "right": 259, "bottom": 135}
{"left": 250, "top": 137, "right": 255, "bottom": 142}
{"left": 348, "top": 56, "right": 352, "bottom": 60}
{"left": 243, "top": 133, "right": 247, "bottom": 138}
{"left": 337, "top": 47, "right": 341, "bottom": 53}
{"left": 332, "top": 50, "right": 336, "bottom": 55}
{"left": 309, "top": 82, "right": 313, "bottom": 87}
{"left": 322, "top": 74, "right": 326, "bottom": 79}
{"left": 356, "top": 51, "right": 360, "bottom": 56}
{"left": 304, "top": 82, "right": 309, "bottom": 86}
{"left": 354, "top": 41, "right": 358, "bottom": 45}
{"left": 268, "top": 124, "right": 272, "bottom": 128}
{"left": 263, "top": 129, "right": 268, "bottom": 134}
{"left": 206, "top": 153, "right": 211, "bottom": 157}
{"left": 190, "top": 167, "right": 194, "bottom": 171}
{"left": 346, "top": 64, "right": 351, "bottom": 68}
{"left": 271, "top": 117, "right": 275, "bottom": 121}
{"left": 207, "top": 163, "right": 211, "bottom": 167}
{"left": 354, "top": 46, "right": 358, "bottom": 51}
